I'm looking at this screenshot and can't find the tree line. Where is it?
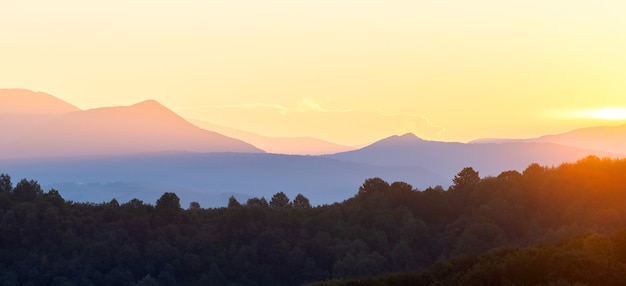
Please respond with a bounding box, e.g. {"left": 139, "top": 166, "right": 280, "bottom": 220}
{"left": 1, "top": 155, "right": 625, "bottom": 285}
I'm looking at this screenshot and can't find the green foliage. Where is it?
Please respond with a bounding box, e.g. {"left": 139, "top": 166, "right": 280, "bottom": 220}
{"left": 356, "top": 177, "right": 390, "bottom": 199}
{"left": 0, "top": 173, "right": 12, "bottom": 193}
{"left": 293, "top": 193, "right": 312, "bottom": 209}
{"left": 246, "top": 196, "right": 269, "bottom": 208}
{"left": 13, "top": 179, "right": 43, "bottom": 202}
{"left": 269, "top": 191, "right": 290, "bottom": 210}
{"left": 0, "top": 156, "right": 626, "bottom": 285}
{"left": 227, "top": 195, "right": 241, "bottom": 208}
{"left": 451, "top": 167, "right": 480, "bottom": 192}
{"left": 188, "top": 201, "right": 201, "bottom": 210}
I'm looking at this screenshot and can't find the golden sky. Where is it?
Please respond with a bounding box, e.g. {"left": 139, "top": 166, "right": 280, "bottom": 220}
{"left": 2, "top": 1, "right": 625, "bottom": 145}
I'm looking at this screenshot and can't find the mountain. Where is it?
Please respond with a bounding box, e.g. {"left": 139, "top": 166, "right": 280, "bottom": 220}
{"left": 0, "top": 88, "right": 82, "bottom": 145}
{"left": 190, "top": 119, "right": 356, "bottom": 155}
{"left": 470, "top": 124, "right": 626, "bottom": 155}
{"left": 3, "top": 152, "right": 445, "bottom": 207}
{"left": 0, "top": 88, "right": 80, "bottom": 114}
{"left": 328, "top": 133, "right": 622, "bottom": 180}
{"left": 2, "top": 100, "right": 263, "bottom": 158}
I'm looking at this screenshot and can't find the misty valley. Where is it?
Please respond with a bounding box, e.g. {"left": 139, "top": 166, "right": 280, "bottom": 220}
{"left": 2, "top": 89, "right": 626, "bottom": 285}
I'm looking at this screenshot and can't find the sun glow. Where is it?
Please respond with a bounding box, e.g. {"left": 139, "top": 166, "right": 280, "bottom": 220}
{"left": 582, "top": 108, "right": 626, "bottom": 120}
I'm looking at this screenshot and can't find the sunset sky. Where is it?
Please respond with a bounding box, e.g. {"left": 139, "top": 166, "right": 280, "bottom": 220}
{"left": 2, "top": 1, "right": 625, "bottom": 145}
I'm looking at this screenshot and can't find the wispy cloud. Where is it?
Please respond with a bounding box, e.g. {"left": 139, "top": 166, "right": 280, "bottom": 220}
{"left": 174, "top": 98, "right": 351, "bottom": 114}
{"left": 174, "top": 98, "right": 447, "bottom": 144}
{"left": 377, "top": 112, "right": 447, "bottom": 139}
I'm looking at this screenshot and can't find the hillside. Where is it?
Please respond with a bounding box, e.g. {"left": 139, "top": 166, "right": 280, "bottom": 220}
{"left": 3, "top": 152, "right": 444, "bottom": 207}
{"left": 190, "top": 119, "right": 356, "bottom": 155}
{"left": 329, "top": 133, "right": 622, "bottom": 180}
{"left": 2, "top": 100, "right": 262, "bottom": 158}
{"left": 0, "top": 89, "right": 81, "bottom": 145}
{"left": 0, "top": 88, "right": 80, "bottom": 114}
{"left": 470, "top": 124, "right": 626, "bottom": 154}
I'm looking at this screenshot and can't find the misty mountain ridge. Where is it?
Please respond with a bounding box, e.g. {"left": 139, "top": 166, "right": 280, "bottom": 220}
{"left": 470, "top": 124, "right": 626, "bottom": 154}
{"left": 190, "top": 119, "right": 357, "bottom": 155}
{"left": 1, "top": 94, "right": 262, "bottom": 158}
{"left": 3, "top": 88, "right": 626, "bottom": 207}
{"left": 329, "top": 132, "right": 625, "bottom": 180}
{"left": 0, "top": 89, "right": 82, "bottom": 145}
{"left": 3, "top": 152, "right": 444, "bottom": 207}
{"left": 0, "top": 88, "right": 80, "bottom": 114}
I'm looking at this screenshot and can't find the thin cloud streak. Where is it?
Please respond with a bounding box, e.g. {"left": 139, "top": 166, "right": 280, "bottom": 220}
{"left": 174, "top": 98, "right": 447, "bottom": 144}
{"left": 174, "top": 98, "right": 352, "bottom": 114}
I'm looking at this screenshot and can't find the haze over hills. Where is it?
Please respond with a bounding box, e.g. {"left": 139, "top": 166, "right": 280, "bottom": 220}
{"left": 0, "top": 88, "right": 80, "bottom": 114}
{"left": 328, "top": 133, "right": 624, "bottom": 180}
{"left": 3, "top": 152, "right": 444, "bottom": 207}
{"left": 3, "top": 88, "right": 626, "bottom": 207}
{"left": 470, "top": 124, "right": 626, "bottom": 155}
{"left": 190, "top": 119, "right": 357, "bottom": 155}
{"left": 1, "top": 96, "right": 262, "bottom": 158}
{"left": 0, "top": 89, "right": 82, "bottom": 145}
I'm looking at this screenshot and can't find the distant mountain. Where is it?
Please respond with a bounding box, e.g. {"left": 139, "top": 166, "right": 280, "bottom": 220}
{"left": 190, "top": 119, "right": 356, "bottom": 155}
{"left": 2, "top": 100, "right": 263, "bottom": 158}
{"left": 470, "top": 124, "right": 626, "bottom": 155}
{"left": 0, "top": 88, "right": 80, "bottom": 114}
{"left": 329, "top": 133, "right": 622, "bottom": 180}
{"left": 0, "top": 89, "right": 82, "bottom": 145}
{"left": 3, "top": 152, "right": 445, "bottom": 207}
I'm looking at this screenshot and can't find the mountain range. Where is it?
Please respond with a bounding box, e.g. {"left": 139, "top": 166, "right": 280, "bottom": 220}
{"left": 0, "top": 90, "right": 261, "bottom": 158}
{"left": 190, "top": 119, "right": 357, "bottom": 155}
{"left": 1, "top": 88, "right": 624, "bottom": 206}
{"left": 470, "top": 125, "right": 626, "bottom": 155}
{"left": 328, "top": 133, "right": 621, "bottom": 180}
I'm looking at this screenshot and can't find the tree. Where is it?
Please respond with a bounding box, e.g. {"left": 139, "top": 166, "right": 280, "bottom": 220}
{"left": 451, "top": 167, "right": 480, "bottom": 192}
{"left": 497, "top": 170, "right": 522, "bottom": 182}
{"left": 13, "top": 179, "right": 43, "bottom": 202}
{"left": 44, "top": 188, "right": 64, "bottom": 206}
{"left": 293, "top": 194, "right": 312, "bottom": 209}
{"left": 0, "top": 173, "right": 12, "bottom": 193}
{"left": 356, "top": 178, "right": 390, "bottom": 199}
{"left": 390, "top": 181, "right": 413, "bottom": 193}
{"left": 156, "top": 192, "right": 181, "bottom": 211}
{"left": 270, "top": 192, "right": 291, "bottom": 210}
{"left": 228, "top": 196, "right": 241, "bottom": 208}
{"left": 189, "top": 201, "right": 201, "bottom": 210}
{"left": 155, "top": 192, "right": 182, "bottom": 222}
{"left": 246, "top": 197, "right": 269, "bottom": 208}
{"left": 108, "top": 198, "right": 120, "bottom": 208}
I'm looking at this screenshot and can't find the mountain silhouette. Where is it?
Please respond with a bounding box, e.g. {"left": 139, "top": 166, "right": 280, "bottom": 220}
{"left": 0, "top": 89, "right": 81, "bottom": 146}
{"left": 4, "top": 152, "right": 445, "bottom": 207}
{"left": 3, "top": 99, "right": 263, "bottom": 158}
{"left": 0, "top": 88, "right": 80, "bottom": 114}
{"left": 329, "top": 133, "right": 622, "bottom": 180}
{"left": 191, "top": 119, "right": 356, "bottom": 155}
{"left": 470, "top": 124, "right": 626, "bottom": 155}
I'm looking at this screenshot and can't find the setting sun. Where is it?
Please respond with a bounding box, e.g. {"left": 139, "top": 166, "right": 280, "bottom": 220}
{"left": 2, "top": 1, "right": 626, "bottom": 284}
{"left": 584, "top": 108, "right": 626, "bottom": 120}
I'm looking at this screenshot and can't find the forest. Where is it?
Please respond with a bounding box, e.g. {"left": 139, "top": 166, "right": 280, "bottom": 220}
{"left": 1, "top": 155, "right": 626, "bottom": 285}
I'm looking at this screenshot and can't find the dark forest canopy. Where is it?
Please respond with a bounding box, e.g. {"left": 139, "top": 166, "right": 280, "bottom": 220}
{"left": 307, "top": 230, "right": 626, "bottom": 286}
{"left": 1, "top": 155, "right": 626, "bottom": 285}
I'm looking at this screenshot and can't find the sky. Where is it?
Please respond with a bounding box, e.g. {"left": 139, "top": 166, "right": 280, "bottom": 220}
{"left": 2, "top": 1, "right": 625, "bottom": 145}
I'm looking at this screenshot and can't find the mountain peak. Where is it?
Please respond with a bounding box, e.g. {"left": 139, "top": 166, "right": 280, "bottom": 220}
{"left": 360, "top": 133, "right": 425, "bottom": 150}
{"left": 398, "top": 133, "right": 423, "bottom": 140}
{"left": 0, "top": 88, "right": 80, "bottom": 114}
{"left": 382, "top": 133, "right": 425, "bottom": 143}
{"left": 132, "top": 99, "right": 165, "bottom": 108}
